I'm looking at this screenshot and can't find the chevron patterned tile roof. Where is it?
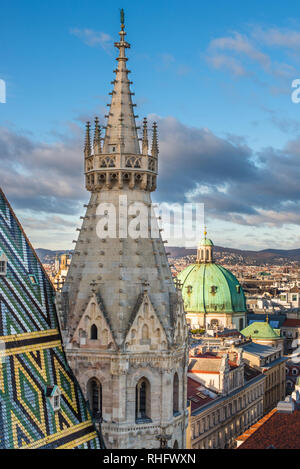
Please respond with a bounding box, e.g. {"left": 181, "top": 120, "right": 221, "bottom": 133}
{"left": 0, "top": 188, "right": 101, "bottom": 449}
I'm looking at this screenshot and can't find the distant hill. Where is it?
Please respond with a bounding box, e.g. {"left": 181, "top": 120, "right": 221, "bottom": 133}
{"left": 36, "top": 246, "right": 300, "bottom": 266}
{"left": 167, "top": 246, "right": 300, "bottom": 265}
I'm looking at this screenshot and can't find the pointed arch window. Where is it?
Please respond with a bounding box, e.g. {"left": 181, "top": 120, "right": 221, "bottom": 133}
{"left": 87, "top": 378, "right": 102, "bottom": 421}
{"left": 135, "top": 377, "right": 151, "bottom": 422}
{"left": 173, "top": 373, "right": 179, "bottom": 415}
{"left": 90, "top": 324, "right": 98, "bottom": 340}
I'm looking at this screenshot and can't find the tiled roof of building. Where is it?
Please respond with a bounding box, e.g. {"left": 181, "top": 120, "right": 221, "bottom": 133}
{"left": 188, "top": 352, "right": 239, "bottom": 374}
{"left": 237, "top": 407, "right": 300, "bottom": 449}
{"left": 187, "top": 377, "right": 215, "bottom": 412}
{"left": 283, "top": 319, "right": 300, "bottom": 328}
{"left": 241, "top": 322, "right": 281, "bottom": 340}
{"left": 244, "top": 364, "right": 262, "bottom": 382}
{"left": 0, "top": 189, "right": 101, "bottom": 449}
{"left": 189, "top": 357, "right": 221, "bottom": 374}
{"left": 241, "top": 342, "right": 281, "bottom": 357}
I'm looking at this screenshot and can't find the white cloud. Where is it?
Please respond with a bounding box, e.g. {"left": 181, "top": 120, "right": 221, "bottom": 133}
{"left": 70, "top": 28, "right": 113, "bottom": 52}
{"left": 253, "top": 27, "right": 300, "bottom": 50}
{"left": 207, "top": 54, "right": 247, "bottom": 76}
{"left": 209, "top": 32, "right": 271, "bottom": 70}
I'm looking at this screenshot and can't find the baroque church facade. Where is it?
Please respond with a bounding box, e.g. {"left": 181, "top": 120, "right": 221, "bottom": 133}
{"left": 58, "top": 17, "right": 189, "bottom": 449}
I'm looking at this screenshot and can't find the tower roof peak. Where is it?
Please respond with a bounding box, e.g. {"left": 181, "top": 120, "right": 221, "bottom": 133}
{"left": 102, "top": 11, "right": 140, "bottom": 155}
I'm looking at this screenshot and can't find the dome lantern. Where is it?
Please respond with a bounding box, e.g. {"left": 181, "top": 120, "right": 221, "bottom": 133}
{"left": 196, "top": 227, "right": 214, "bottom": 264}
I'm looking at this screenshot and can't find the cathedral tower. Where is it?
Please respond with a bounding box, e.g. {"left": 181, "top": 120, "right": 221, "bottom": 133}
{"left": 59, "top": 12, "right": 188, "bottom": 449}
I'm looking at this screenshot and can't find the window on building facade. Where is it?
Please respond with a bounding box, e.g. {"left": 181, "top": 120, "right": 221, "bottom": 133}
{"left": 173, "top": 373, "right": 179, "bottom": 415}
{"left": 90, "top": 324, "right": 98, "bottom": 340}
{"left": 136, "top": 377, "right": 151, "bottom": 421}
{"left": 87, "top": 378, "right": 102, "bottom": 421}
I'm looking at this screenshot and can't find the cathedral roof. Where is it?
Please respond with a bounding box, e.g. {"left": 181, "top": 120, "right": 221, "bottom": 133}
{"left": 177, "top": 263, "right": 247, "bottom": 314}
{"left": 0, "top": 188, "right": 101, "bottom": 449}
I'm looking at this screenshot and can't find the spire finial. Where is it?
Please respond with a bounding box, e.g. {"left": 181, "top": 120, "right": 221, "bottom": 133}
{"left": 84, "top": 121, "right": 91, "bottom": 158}
{"left": 142, "top": 117, "right": 148, "bottom": 155}
{"left": 93, "top": 117, "right": 101, "bottom": 154}
{"left": 120, "top": 8, "right": 125, "bottom": 30}
{"left": 115, "top": 9, "right": 130, "bottom": 54}
{"left": 102, "top": 11, "right": 140, "bottom": 155}
{"left": 204, "top": 226, "right": 207, "bottom": 238}
{"left": 151, "top": 122, "right": 159, "bottom": 157}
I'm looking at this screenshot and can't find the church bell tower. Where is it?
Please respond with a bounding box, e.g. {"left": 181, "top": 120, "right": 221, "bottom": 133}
{"left": 59, "top": 11, "right": 188, "bottom": 449}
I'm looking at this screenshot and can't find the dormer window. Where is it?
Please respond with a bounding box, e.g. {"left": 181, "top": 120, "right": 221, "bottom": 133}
{"left": 0, "top": 252, "right": 7, "bottom": 276}
{"left": 29, "top": 274, "right": 38, "bottom": 285}
{"left": 0, "top": 261, "right": 6, "bottom": 275}
{"left": 46, "top": 385, "right": 62, "bottom": 412}
{"left": 54, "top": 395, "right": 60, "bottom": 409}
{"left": 210, "top": 286, "right": 217, "bottom": 295}
{"left": 236, "top": 285, "right": 241, "bottom": 294}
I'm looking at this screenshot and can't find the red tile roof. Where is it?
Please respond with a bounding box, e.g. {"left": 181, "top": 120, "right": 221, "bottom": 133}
{"left": 237, "top": 408, "right": 300, "bottom": 449}
{"left": 187, "top": 377, "right": 215, "bottom": 413}
{"left": 283, "top": 319, "right": 300, "bottom": 328}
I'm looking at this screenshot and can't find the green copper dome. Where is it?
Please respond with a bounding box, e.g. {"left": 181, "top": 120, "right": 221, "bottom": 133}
{"left": 177, "top": 263, "right": 247, "bottom": 314}
{"left": 200, "top": 238, "right": 214, "bottom": 247}
{"left": 241, "top": 322, "right": 281, "bottom": 340}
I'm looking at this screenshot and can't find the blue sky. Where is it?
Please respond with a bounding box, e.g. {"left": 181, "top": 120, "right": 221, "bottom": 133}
{"left": 1, "top": 0, "right": 300, "bottom": 250}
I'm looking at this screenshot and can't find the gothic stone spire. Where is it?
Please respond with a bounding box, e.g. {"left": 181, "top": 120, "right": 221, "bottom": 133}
{"left": 62, "top": 13, "right": 188, "bottom": 449}
{"left": 84, "top": 121, "right": 91, "bottom": 158}
{"left": 93, "top": 116, "right": 102, "bottom": 154}
{"left": 84, "top": 19, "right": 157, "bottom": 193}
{"left": 102, "top": 16, "right": 140, "bottom": 155}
